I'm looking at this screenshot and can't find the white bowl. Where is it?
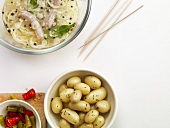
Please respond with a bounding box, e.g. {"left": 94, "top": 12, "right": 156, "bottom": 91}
{"left": 44, "top": 69, "right": 118, "bottom": 128}
{"left": 0, "top": 100, "right": 41, "bottom": 128}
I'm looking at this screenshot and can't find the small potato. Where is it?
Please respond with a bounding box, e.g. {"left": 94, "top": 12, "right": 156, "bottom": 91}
{"left": 69, "top": 100, "right": 90, "bottom": 112}
{"left": 67, "top": 76, "right": 81, "bottom": 88}
{"left": 61, "top": 108, "right": 80, "bottom": 125}
{"left": 60, "top": 88, "right": 74, "bottom": 103}
{"left": 74, "top": 83, "right": 91, "bottom": 95}
{"left": 74, "top": 112, "right": 86, "bottom": 128}
{"left": 78, "top": 123, "right": 93, "bottom": 128}
{"left": 96, "top": 100, "right": 111, "bottom": 113}
{"left": 84, "top": 76, "right": 101, "bottom": 89}
{"left": 93, "top": 115, "right": 105, "bottom": 128}
{"left": 51, "top": 97, "right": 63, "bottom": 114}
{"left": 59, "top": 84, "right": 68, "bottom": 94}
{"left": 59, "top": 118, "right": 71, "bottom": 128}
{"left": 84, "top": 110, "right": 99, "bottom": 123}
{"left": 70, "top": 90, "right": 82, "bottom": 103}
{"left": 83, "top": 87, "right": 107, "bottom": 104}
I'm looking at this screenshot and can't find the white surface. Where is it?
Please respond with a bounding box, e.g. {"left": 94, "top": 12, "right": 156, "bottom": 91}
{"left": 0, "top": 0, "right": 170, "bottom": 128}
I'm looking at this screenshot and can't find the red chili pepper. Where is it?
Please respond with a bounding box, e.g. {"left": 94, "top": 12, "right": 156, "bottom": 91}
{"left": 18, "top": 113, "right": 26, "bottom": 123}
{"left": 24, "top": 110, "right": 34, "bottom": 116}
{"left": 6, "top": 117, "right": 20, "bottom": 127}
{"left": 7, "top": 112, "right": 18, "bottom": 117}
{"left": 22, "top": 88, "right": 36, "bottom": 100}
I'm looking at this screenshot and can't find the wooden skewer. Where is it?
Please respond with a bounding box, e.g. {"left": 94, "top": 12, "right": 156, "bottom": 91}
{"left": 80, "top": 4, "right": 144, "bottom": 49}
{"left": 79, "top": 0, "right": 132, "bottom": 57}
{"left": 78, "top": 0, "right": 120, "bottom": 57}
{"left": 83, "top": 4, "right": 144, "bottom": 62}
{"left": 82, "top": 0, "right": 133, "bottom": 61}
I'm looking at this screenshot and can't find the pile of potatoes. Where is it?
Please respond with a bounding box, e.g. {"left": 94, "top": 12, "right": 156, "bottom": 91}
{"left": 51, "top": 75, "right": 111, "bottom": 128}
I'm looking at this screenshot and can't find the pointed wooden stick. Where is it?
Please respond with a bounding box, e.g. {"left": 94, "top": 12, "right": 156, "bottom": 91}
{"left": 78, "top": 0, "right": 120, "bottom": 57}
{"left": 81, "top": 4, "right": 144, "bottom": 49}
{"left": 83, "top": 1, "right": 133, "bottom": 61}
{"left": 83, "top": 4, "right": 144, "bottom": 61}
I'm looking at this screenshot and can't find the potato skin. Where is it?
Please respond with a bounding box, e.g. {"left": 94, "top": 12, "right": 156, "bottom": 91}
{"left": 69, "top": 100, "right": 90, "bottom": 112}
{"left": 84, "top": 76, "right": 101, "bottom": 89}
{"left": 70, "top": 90, "right": 82, "bottom": 103}
{"left": 51, "top": 97, "right": 63, "bottom": 114}
{"left": 74, "top": 83, "right": 91, "bottom": 95}
{"left": 59, "top": 84, "right": 68, "bottom": 94}
{"left": 78, "top": 123, "right": 93, "bottom": 128}
{"left": 67, "top": 76, "right": 81, "bottom": 88}
{"left": 60, "top": 88, "right": 74, "bottom": 103}
{"left": 83, "top": 87, "right": 107, "bottom": 104}
{"left": 74, "top": 112, "right": 86, "bottom": 128}
{"left": 61, "top": 108, "right": 80, "bottom": 125}
{"left": 59, "top": 119, "right": 71, "bottom": 128}
{"left": 96, "top": 100, "right": 111, "bottom": 113}
{"left": 84, "top": 110, "right": 99, "bottom": 123}
{"left": 93, "top": 115, "right": 105, "bottom": 128}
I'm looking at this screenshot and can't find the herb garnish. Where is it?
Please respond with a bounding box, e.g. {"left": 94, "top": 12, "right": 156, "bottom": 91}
{"left": 45, "top": 24, "right": 75, "bottom": 38}
{"left": 28, "top": 0, "right": 38, "bottom": 9}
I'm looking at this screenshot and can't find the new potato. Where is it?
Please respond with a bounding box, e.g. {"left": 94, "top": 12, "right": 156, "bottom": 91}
{"left": 93, "top": 115, "right": 105, "bottom": 128}
{"left": 96, "top": 100, "right": 111, "bottom": 113}
{"left": 51, "top": 97, "right": 63, "bottom": 114}
{"left": 60, "top": 88, "right": 74, "bottom": 103}
{"left": 69, "top": 100, "right": 90, "bottom": 112}
{"left": 70, "top": 90, "right": 82, "bottom": 103}
{"left": 78, "top": 123, "right": 93, "bottom": 128}
{"left": 83, "top": 87, "right": 107, "bottom": 104}
{"left": 84, "top": 76, "right": 101, "bottom": 89}
{"left": 74, "top": 83, "right": 91, "bottom": 95}
{"left": 67, "top": 76, "right": 81, "bottom": 88}
{"left": 59, "top": 119, "right": 71, "bottom": 128}
{"left": 85, "top": 110, "right": 99, "bottom": 123}
{"left": 59, "top": 84, "right": 68, "bottom": 94}
{"left": 74, "top": 112, "right": 86, "bottom": 128}
{"left": 61, "top": 108, "right": 79, "bottom": 125}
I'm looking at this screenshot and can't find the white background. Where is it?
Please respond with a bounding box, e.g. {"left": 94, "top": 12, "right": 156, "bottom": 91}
{"left": 0, "top": 0, "right": 170, "bottom": 127}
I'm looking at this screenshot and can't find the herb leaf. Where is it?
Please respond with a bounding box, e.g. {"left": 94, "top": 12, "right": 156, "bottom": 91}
{"left": 29, "top": 0, "right": 38, "bottom": 9}
{"left": 46, "top": 24, "right": 74, "bottom": 38}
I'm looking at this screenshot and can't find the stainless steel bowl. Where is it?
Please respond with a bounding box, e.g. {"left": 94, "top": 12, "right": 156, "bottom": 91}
{"left": 0, "top": 0, "right": 92, "bottom": 54}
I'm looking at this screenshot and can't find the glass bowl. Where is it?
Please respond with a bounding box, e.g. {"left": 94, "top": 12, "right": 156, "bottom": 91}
{"left": 0, "top": 0, "right": 92, "bottom": 54}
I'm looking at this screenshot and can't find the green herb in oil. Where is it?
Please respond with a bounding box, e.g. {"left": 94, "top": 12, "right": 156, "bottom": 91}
{"left": 45, "top": 24, "right": 75, "bottom": 38}
{"left": 28, "top": 0, "right": 38, "bottom": 9}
